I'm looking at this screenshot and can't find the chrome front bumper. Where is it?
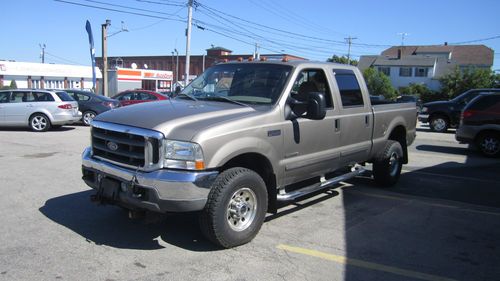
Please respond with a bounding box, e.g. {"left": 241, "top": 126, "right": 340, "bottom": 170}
{"left": 81, "top": 147, "right": 218, "bottom": 212}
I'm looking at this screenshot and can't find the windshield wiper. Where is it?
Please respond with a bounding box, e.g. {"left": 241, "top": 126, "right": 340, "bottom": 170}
{"left": 203, "top": 96, "right": 249, "bottom": 107}
{"left": 177, "top": 93, "right": 198, "bottom": 101}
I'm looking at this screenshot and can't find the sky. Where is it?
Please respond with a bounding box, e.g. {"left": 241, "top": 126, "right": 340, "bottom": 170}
{"left": 1, "top": 0, "right": 499, "bottom": 70}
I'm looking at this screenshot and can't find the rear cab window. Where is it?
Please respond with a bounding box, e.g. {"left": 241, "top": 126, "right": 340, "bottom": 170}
{"left": 332, "top": 69, "right": 364, "bottom": 108}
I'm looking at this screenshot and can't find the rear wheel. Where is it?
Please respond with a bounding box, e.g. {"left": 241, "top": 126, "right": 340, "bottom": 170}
{"left": 82, "top": 111, "right": 97, "bottom": 126}
{"left": 29, "top": 113, "right": 51, "bottom": 132}
{"left": 429, "top": 115, "right": 449, "bottom": 133}
{"left": 476, "top": 132, "right": 500, "bottom": 157}
{"left": 372, "top": 140, "right": 403, "bottom": 186}
{"left": 199, "top": 167, "right": 268, "bottom": 248}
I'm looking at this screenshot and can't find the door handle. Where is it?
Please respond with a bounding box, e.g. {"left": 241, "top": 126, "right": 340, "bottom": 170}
{"left": 334, "top": 119, "right": 340, "bottom": 132}
{"left": 26, "top": 104, "right": 34, "bottom": 108}
{"left": 365, "top": 115, "right": 370, "bottom": 127}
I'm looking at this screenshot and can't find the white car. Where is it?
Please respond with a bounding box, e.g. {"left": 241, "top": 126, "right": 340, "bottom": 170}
{"left": 0, "top": 89, "right": 81, "bottom": 132}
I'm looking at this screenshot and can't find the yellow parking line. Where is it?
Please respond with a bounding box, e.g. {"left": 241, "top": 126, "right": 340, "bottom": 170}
{"left": 277, "top": 244, "right": 457, "bottom": 281}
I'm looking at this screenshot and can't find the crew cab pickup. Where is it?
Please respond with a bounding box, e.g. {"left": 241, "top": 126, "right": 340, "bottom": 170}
{"left": 82, "top": 61, "right": 416, "bottom": 248}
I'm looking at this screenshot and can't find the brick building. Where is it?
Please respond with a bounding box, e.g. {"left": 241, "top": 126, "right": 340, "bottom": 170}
{"left": 97, "top": 47, "right": 306, "bottom": 86}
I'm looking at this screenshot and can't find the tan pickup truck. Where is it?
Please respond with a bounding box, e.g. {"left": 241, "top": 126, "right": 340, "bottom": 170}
{"left": 82, "top": 61, "right": 416, "bottom": 248}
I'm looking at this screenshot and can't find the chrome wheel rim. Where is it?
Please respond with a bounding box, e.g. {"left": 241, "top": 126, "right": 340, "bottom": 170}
{"left": 83, "top": 112, "right": 96, "bottom": 125}
{"left": 31, "top": 116, "right": 47, "bottom": 131}
{"left": 481, "top": 136, "right": 500, "bottom": 155}
{"left": 226, "top": 188, "right": 257, "bottom": 232}
{"left": 432, "top": 118, "right": 446, "bottom": 132}
{"left": 389, "top": 152, "right": 400, "bottom": 177}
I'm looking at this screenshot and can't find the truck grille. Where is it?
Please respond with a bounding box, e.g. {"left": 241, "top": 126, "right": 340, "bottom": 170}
{"left": 90, "top": 121, "right": 163, "bottom": 171}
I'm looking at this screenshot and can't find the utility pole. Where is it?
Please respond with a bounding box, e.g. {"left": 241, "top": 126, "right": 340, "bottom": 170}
{"left": 344, "top": 36, "right": 357, "bottom": 65}
{"left": 254, "top": 43, "right": 260, "bottom": 60}
{"left": 175, "top": 49, "right": 179, "bottom": 85}
{"left": 184, "top": 0, "right": 193, "bottom": 86}
{"left": 398, "top": 32, "right": 409, "bottom": 46}
{"left": 39, "top": 44, "right": 46, "bottom": 63}
{"left": 101, "top": 19, "right": 111, "bottom": 96}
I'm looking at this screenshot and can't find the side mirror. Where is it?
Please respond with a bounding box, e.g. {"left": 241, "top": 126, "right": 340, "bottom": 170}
{"left": 286, "top": 92, "right": 326, "bottom": 120}
{"left": 305, "top": 92, "right": 327, "bottom": 120}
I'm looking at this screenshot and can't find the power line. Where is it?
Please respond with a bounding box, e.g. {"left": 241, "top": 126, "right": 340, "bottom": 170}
{"left": 451, "top": 35, "right": 500, "bottom": 45}
{"left": 45, "top": 51, "right": 84, "bottom": 65}
{"left": 83, "top": 0, "right": 185, "bottom": 18}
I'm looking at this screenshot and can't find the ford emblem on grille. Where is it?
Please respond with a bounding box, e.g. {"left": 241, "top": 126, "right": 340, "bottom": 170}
{"left": 106, "top": 141, "right": 119, "bottom": 151}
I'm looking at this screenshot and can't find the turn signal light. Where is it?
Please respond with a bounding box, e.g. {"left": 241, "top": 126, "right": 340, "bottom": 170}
{"left": 58, "top": 104, "right": 72, "bottom": 109}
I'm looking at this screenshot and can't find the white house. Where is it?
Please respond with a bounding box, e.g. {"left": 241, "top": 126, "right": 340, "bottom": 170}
{"left": 358, "top": 44, "right": 494, "bottom": 91}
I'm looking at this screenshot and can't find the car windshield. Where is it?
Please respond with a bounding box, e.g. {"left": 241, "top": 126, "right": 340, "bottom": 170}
{"left": 55, "top": 91, "right": 75, "bottom": 101}
{"left": 180, "top": 63, "right": 292, "bottom": 105}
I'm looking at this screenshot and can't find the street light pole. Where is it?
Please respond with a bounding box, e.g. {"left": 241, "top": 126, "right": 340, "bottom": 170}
{"left": 175, "top": 49, "right": 179, "bottom": 85}
{"left": 101, "top": 19, "right": 111, "bottom": 96}
{"left": 184, "top": 0, "right": 193, "bottom": 86}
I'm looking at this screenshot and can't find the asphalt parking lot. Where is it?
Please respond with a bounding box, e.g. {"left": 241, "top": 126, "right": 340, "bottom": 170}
{"left": 0, "top": 124, "right": 499, "bottom": 281}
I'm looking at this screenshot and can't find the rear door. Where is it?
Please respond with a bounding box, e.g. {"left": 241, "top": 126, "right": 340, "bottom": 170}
{"left": 331, "top": 69, "right": 372, "bottom": 165}
{"left": 0, "top": 91, "right": 10, "bottom": 123}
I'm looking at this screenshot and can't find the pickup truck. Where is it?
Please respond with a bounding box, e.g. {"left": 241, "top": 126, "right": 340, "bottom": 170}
{"left": 82, "top": 61, "right": 416, "bottom": 248}
{"left": 418, "top": 88, "right": 500, "bottom": 132}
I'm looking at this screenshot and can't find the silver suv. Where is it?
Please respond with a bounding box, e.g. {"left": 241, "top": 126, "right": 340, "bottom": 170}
{"left": 0, "top": 89, "right": 81, "bottom": 131}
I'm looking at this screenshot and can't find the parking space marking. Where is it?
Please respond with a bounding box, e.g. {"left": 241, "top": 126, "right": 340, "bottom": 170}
{"left": 402, "top": 169, "right": 500, "bottom": 185}
{"left": 345, "top": 189, "right": 500, "bottom": 217}
{"left": 277, "top": 244, "right": 457, "bottom": 281}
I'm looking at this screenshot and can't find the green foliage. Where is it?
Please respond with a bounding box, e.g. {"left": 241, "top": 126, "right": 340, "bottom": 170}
{"left": 439, "top": 67, "right": 496, "bottom": 99}
{"left": 362, "top": 68, "right": 397, "bottom": 100}
{"left": 398, "top": 83, "right": 446, "bottom": 103}
{"left": 9, "top": 80, "right": 17, "bottom": 89}
{"left": 327, "top": 55, "right": 358, "bottom": 66}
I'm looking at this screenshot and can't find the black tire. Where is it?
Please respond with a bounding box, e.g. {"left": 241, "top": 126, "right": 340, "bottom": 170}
{"left": 82, "top": 111, "right": 97, "bottom": 126}
{"left": 29, "top": 113, "right": 51, "bottom": 132}
{"left": 429, "top": 115, "right": 449, "bottom": 133}
{"left": 199, "top": 167, "right": 268, "bottom": 248}
{"left": 372, "top": 140, "right": 403, "bottom": 186}
{"left": 476, "top": 132, "right": 500, "bottom": 158}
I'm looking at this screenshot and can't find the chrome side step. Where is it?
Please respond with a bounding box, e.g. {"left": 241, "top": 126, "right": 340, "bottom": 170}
{"left": 277, "top": 166, "right": 366, "bottom": 202}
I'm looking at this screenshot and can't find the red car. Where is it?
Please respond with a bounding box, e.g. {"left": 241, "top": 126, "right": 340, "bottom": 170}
{"left": 112, "top": 90, "right": 168, "bottom": 107}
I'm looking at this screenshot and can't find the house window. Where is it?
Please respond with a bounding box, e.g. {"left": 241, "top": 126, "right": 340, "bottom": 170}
{"left": 399, "top": 67, "right": 412, "bottom": 77}
{"left": 415, "top": 67, "right": 428, "bottom": 77}
{"left": 378, "top": 67, "right": 390, "bottom": 76}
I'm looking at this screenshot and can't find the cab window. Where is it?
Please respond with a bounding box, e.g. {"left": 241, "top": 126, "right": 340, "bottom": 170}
{"left": 333, "top": 69, "right": 364, "bottom": 107}
{"left": 291, "top": 69, "right": 333, "bottom": 108}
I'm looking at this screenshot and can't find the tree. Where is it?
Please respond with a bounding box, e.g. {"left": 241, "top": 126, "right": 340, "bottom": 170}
{"left": 9, "top": 80, "right": 17, "bottom": 89}
{"left": 439, "top": 67, "right": 496, "bottom": 99}
{"left": 362, "top": 68, "right": 397, "bottom": 100}
{"left": 327, "top": 55, "right": 358, "bottom": 66}
{"left": 398, "top": 83, "right": 447, "bottom": 103}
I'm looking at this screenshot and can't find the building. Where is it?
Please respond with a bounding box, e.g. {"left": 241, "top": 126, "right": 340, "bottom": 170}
{"left": 358, "top": 44, "right": 494, "bottom": 91}
{"left": 97, "top": 46, "right": 306, "bottom": 87}
{"left": 108, "top": 67, "right": 173, "bottom": 95}
{"left": 0, "top": 60, "right": 102, "bottom": 91}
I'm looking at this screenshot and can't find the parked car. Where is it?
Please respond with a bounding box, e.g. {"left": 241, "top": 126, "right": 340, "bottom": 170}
{"left": 82, "top": 61, "right": 416, "bottom": 248}
{"left": 0, "top": 89, "right": 80, "bottom": 132}
{"left": 456, "top": 92, "right": 500, "bottom": 157}
{"left": 112, "top": 90, "right": 168, "bottom": 107}
{"left": 419, "top": 89, "right": 500, "bottom": 132}
{"left": 64, "top": 89, "right": 121, "bottom": 126}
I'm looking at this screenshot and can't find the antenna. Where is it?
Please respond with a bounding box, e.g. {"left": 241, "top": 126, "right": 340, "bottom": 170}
{"left": 397, "top": 32, "right": 409, "bottom": 46}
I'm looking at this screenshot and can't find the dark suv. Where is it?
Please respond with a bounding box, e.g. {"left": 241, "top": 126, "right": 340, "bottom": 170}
{"left": 455, "top": 93, "right": 500, "bottom": 157}
{"left": 419, "top": 89, "right": 500, "bottom": 132}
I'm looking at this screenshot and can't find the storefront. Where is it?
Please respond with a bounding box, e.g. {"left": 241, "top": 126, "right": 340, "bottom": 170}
{"left": 0, "top": 61, "right": 102, "bottom": 91}
{"left": 108, "top": 67, "right": 173, "bottom": 95}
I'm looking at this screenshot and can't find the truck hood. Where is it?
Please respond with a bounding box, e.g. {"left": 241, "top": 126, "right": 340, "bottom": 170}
{"left": 94, "top": 99, "right": 258, "bottom": 140}
{"left": 423, "top": 100, "right": 453, "bottom": 107}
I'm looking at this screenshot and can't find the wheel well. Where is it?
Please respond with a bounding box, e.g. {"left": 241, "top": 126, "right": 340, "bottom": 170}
{"left": 221, "top": 153, "right": 277, "bottom": 213}
{"left": 29, "top": 112, "right": 51, "bottom": 123}
{"left": 475, "top": 129, "right": 500, "bottom": 143}
{"left": 388, "top": 125, "right": 408, "bottom": 164}
{"left": 429, "top": 112, "right": 449, "bottom": 122}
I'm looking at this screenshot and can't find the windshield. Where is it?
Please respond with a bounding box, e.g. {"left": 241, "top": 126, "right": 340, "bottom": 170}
{"left": 180, "top": 63, "right": 292, "bottom": 105}
{"left": 55, "top": 91, "right": 75, "bottom": 102}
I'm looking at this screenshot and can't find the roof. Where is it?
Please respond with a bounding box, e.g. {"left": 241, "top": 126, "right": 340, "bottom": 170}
{"left": 373, "top": 56, "right": 436, "bottom": 67}
{"left": 206, "top": 46, "right": 233, "bottom": 52}
{"left": 381, "top": 44, "right": 493, "bottom": 66}
{"left": 0, "top": 61, "right": 102, "bottom": 78}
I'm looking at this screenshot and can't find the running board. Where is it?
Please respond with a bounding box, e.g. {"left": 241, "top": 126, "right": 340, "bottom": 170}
{"left": 277, "top": 166, "right": 366, "bottom": 202}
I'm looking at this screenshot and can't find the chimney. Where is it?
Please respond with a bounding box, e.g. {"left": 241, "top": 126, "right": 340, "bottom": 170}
{"left": 397, "top": 48, "right": 402, "bottom": 59}
{"left": 444, "top": 42, "right": 448, "bottom": 46}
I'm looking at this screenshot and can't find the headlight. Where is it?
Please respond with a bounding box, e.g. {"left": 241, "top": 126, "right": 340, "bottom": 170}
{"left": 421, "top": 107, "right": 428, "bottom": 113}
{"left": 163, "top": 140, "right": 205, "bottom": 170}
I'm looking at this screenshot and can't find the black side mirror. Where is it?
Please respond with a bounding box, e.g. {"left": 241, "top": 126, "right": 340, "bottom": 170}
{"left": 286, "top": 92, "right": 326, "bottom": 120}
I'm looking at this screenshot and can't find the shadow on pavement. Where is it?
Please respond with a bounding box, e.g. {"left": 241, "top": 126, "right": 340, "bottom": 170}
{"left": 39, "top": 190, "right": 219, "bottom": 252}
{"left": 0, "top": 126, "right": 75, "bottom": 132}
{"left": 416, "top": 144, "right": 473, "bottom": 156}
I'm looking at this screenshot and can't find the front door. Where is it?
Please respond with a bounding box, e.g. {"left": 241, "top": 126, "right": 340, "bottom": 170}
{"left": 0, "top": 91, "right": 10, "bottom": 123}
{"left": 282, "top": 68, "right": 342, "bottom": 186}
{"left": 3, "top": 91, "right": 33, "bottom": 125}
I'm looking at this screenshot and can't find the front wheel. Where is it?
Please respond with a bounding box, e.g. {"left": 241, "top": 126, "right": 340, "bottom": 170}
{"left": 476, "top": 132, "right": 500, "bottom": 157}
{"left": 372, "top": 140, "right": 403, "bottom": 186}
{"left": 199, "top": 167, "right": 268, "bottom": 248}
{"left": 29, "top": 113, "right": 51, "bottom": 132}
{"left": 82, "top": 111, "right": 97, "bottom": 126}
{"left": 429, "top": 115, "right": 449, "bottom": 133}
